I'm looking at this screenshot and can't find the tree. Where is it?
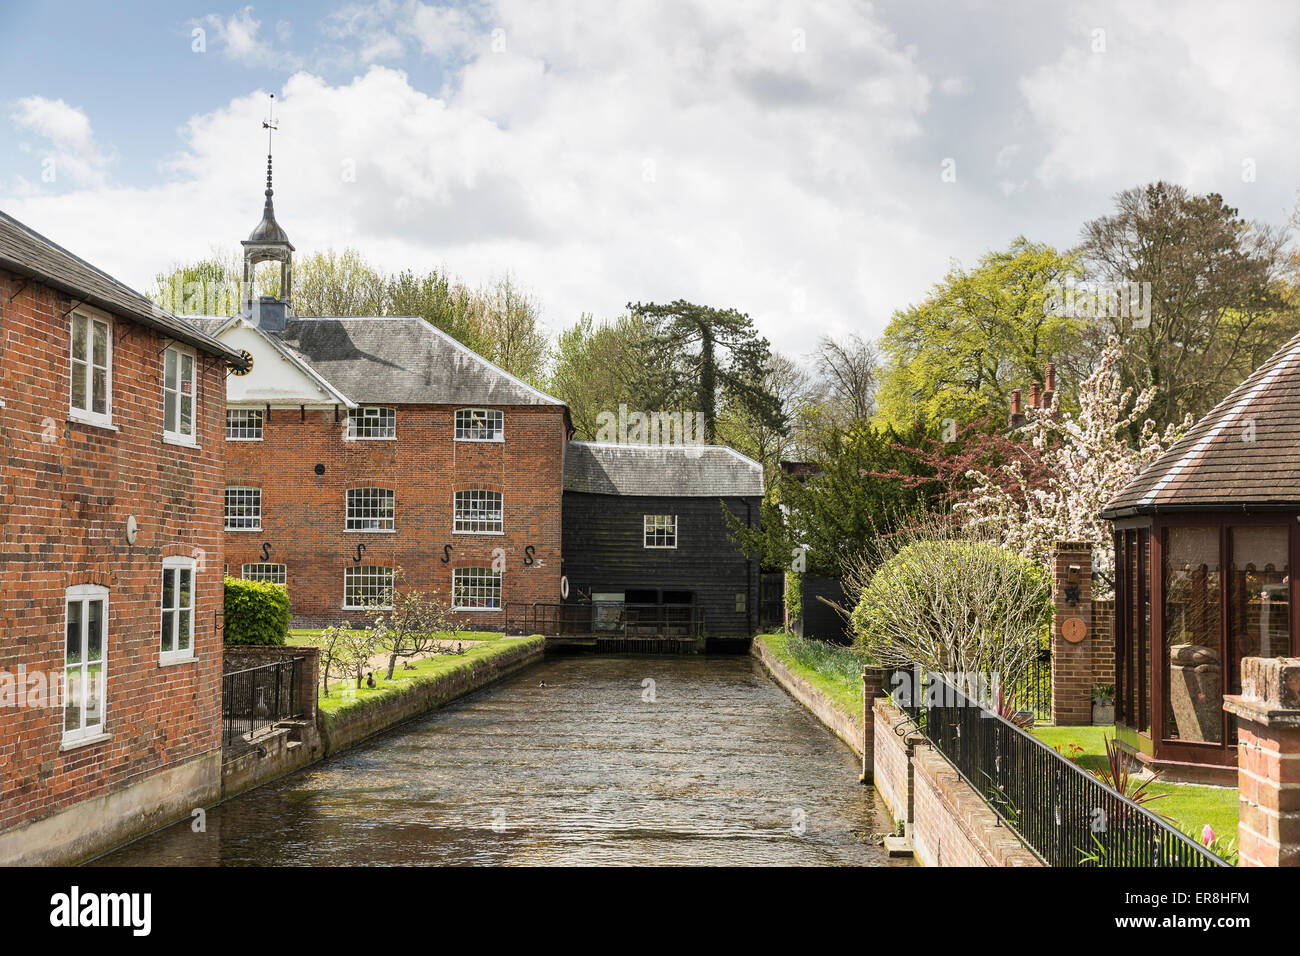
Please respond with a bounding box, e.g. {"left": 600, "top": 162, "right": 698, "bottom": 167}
{"left": 715, "top": 351, "right": 814, "bottom": 480}
{"left": 384, "top": 267, "right": 487, "bottom": 355}
{"left": 629, "top": 299, "right": 785, "bottom": 444}
{"left": 478, "top": 272, "right": 551, "bottom": 383}
{"left": 548, "top": 312, "right": 653, "bottom": 440}
{"left": 294, "top": 248, "right": 386, "bottom": 316}
{"left": 876, "top": 238, "right": 1087, "bottom": 429}
{"left": 151, "top": 250, "right": 244, "bottom": 316}
{"left": 848, "top": 519, "right": 1052, "bottom": 697}
{"left": 311, "top": 623, "right": 351, "bottom": 698}
{"left": 369, "top": 583, "right": 457, "bottom": 680}
{"left": 332, "top": 624, "right": 384, "bottom": 691}
{"left": 955, "top": 337, "right": 1188, "bottom": 596}
{"left": 1080, "top": 181, "right": 1293, "bottom": 430}
{"left": 812, "top": 333, "right": 879, "bottom": 428}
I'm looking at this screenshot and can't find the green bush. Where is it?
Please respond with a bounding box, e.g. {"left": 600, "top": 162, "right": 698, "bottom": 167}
{"left": 224, "top": 577, "right": 291, "bottom": 645}
{"left": 784, "top": 571, "right": 803, "bottom": 626}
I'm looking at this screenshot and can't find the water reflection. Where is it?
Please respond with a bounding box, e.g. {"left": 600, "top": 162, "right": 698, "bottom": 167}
{"left": 95, "top": 655, "right": 903, "bottom": 866}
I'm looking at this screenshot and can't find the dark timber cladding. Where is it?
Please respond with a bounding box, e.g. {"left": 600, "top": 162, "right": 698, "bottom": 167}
{"left": 562, "top": 442, "right": 764, "bottom": 637}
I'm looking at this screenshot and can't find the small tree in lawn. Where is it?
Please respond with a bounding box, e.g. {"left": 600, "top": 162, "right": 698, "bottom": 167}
{"left": 334, "top": 624, "right": 383, "bottom": 691}
{"left": 311, "top": 623, "right": 352, "bottom": 697}
{"left": 371, "top": 582, "right": 457, "bottom": 681}
{"left": 849, "top": 518, "right": 1052, "bottom": 700}
{"left": 955, "top": 337, "right": 1188, "bottom": 598}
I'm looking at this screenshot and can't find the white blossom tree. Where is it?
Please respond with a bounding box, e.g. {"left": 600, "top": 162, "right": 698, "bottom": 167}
{"left": 955, "top": 338, "right": 1188, "bottom": 598}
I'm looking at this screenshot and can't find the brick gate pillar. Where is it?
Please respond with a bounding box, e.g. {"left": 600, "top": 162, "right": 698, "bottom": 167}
{"left": 861, "top": 665, "right": 886, "bottom": 783}
{"left": 1051, "top": 542, "right": 1094, "bottom": 726}
{"left": 1225, "top": 657, "right": 1300, "bottom": 867}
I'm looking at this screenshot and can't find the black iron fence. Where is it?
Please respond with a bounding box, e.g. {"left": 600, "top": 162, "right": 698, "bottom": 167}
{"left": 505, "top": 603, "right": 705, "bottom": 638}
{"left": 222, "top": 657, "right": 304, "bottom": 748}
{"left": 887, "top": 666, "right": 1228, "bottom": 867}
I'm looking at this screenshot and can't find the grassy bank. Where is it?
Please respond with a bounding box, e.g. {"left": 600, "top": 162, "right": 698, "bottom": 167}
{"left": 756, "top": 632, "right": 869, "bottom": 721}
{"left": 1031, "top": 725, "right": 1238, "bottom": 847}
{"left": 287, "top": 629, "right": 505, "bottom": 646}
{"left": 317, "top": 635, "right": 542, "bottom": 718}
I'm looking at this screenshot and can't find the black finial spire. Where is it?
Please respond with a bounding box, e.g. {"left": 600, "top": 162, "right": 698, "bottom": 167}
{"left": 247, "top": 93, "right": 290, "bottom": 245}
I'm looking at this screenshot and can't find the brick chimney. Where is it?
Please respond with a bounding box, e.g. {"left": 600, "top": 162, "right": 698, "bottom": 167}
{"left": 1042, "top": 362, "right": 1056, "bottom": 409}
{"left": 1009, "top": 387, "right": 1025, "bottom": 428}
{"left": 1029, "top": 381, "right": 1041, "bottom": 410}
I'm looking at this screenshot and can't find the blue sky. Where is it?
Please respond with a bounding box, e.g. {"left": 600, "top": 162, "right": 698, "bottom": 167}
{"left": 2, "top": 1, "right": 1298, "bottom": 358}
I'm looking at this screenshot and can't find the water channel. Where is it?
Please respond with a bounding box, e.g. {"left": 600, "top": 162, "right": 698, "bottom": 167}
{"left": 95, "top": 654, "right": 904, "bottom": 866}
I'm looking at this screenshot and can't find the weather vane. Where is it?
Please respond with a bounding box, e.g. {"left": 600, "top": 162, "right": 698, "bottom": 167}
{"left": 262, "top": 92, "right": 277, "bottom": 153}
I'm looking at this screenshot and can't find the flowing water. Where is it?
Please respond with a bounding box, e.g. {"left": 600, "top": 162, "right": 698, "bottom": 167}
{"left": 94, "top": 654, "right": 903, "bottom": 866}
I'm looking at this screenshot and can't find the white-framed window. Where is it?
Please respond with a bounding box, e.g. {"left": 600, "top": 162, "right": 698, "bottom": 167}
{"left": 226, "top": 408, "right": 264, "bottom": 440}
{"left": 644, "top": 515, "right": 677, "bottom": 549}
{"left": 225, "top": 486, "right": 262, "bottom": 530}
{"left": 453, "top": 489, "right": 503, "bottom": 533}
{"left": 344, "top": 565, "right": 395, "bottom": 610}
{"left": 70, "top": 309, "right": 112, "bottom": 426}
{"left": 163, "top": 345, "right": 197, "bottom": 442}
{"left": 64, "top": 584, "right": 108, "bottom": 743}
{"left": 454, "top": 408, "right": 503, "bottom": 442}
{"left": 453, "top": 567, "right": 502, "bottom": 610}
{"left": 160, "top": 557, "right": 196, "bottom": 663}
{"left": 346, "top": 488, "right": 395, "bottom": 531}
{"left": 347, "top": 406, "right": 396, "bottom": 440}
{"left": 241, "top": 563, "right": 286, "bottom": 585}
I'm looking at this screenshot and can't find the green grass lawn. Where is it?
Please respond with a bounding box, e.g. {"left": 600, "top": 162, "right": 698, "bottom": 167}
{"left": 1031, "top": 725, "right": 1238, "bottom": 846}
{"left": 286, "top": 629, "right": 504, "bottom": 647}
{"left": 315, "top": 635, "right": 539, "bottom": 718}
{"left": 757, "top": 632, "right": 869, "bottom": 721}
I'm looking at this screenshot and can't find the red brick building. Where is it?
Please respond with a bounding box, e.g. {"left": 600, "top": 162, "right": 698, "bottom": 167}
{"left": 0, "top": 210, "right": 247, "bottom": 864}
{"left": 193, "top": 170, "right": 569, "bottom": 627}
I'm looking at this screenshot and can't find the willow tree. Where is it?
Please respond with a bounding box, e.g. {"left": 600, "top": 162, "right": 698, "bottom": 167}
{"left": 628, "top": 299, "right": 785, "bottom": 444}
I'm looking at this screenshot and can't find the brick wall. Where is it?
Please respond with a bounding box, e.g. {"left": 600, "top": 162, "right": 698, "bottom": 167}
{"left": 1051, "top": 543, "right": 1115, "bottom": 726}
{"left": 0, "top": 270, "right": 226, "bottom": 839}
{"left": 222, "top": 403, "right": 567, "bottom": 629}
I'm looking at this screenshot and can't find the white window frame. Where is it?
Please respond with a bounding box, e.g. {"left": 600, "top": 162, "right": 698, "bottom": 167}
{"left": 454, "top": 408, "right": 504, "bottom": 442}
{"left": 345, "top": 488, "right": 396, "bottom": 532}
{"left": 453, "top": 489, "right": 504, "bottom": 534}
{"left": 225, "top": 486, "right": 262, "bottom": 531}
{"left": 346, "top": 406, "right": 396, "bottom": 440}
{"left": 64, "top": 584, "right": 109, "bottom": 745}
{"left": 160, "top": 556, "right": 197, "bottom": 664}
{"left": 162, "top": 344, "right": 198, "bottom": 445}
{"left": 241, "top": 562, "right": 287, "bottom": 585}
{"left": 69, "top": 308, "right": 113, "bottom": 428}
{"left": 226, "top": 407, "right": 264, "bottom": 441}
{"left": 644, "top": 514, "right": 677, "bottom": 549}
{"left": 343, "top": 565, "right": 395, "bottom": 610}
{"left": 452, "top": 566, "right": 502, "bottom": 611}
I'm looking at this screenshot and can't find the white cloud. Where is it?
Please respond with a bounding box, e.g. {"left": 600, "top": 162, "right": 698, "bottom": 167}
{"left": 9, "top": 96, "right": 113, "bottom": 189}
{"left": 196, "top": 6, "right": 302, "bottom": 69}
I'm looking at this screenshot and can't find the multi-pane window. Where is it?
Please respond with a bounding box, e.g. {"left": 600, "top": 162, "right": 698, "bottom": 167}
{"left": 644, "top": 515, "right": 677, "bottom": 549}
{"left": 163, "top": 346, "right": 196, "bottom": 441}
{"left": 70, "top": 311, "right": 111, "bottom": 424}
{"left": 347, "top": 406, "right": 396, "bottom": 439}
{"left": 454, "top": 490, "right": 503, "bottom": 533}
{"left": 454, "top": 408, "right": 503, "bottom": 441}
{"left": 225, "top": 487, "right": 262, "bottom": 530}
{"left": 346, "top": 488, "right": 395, "bottom": 531}
{"left": 226, "top": 408, "right": 264, "bottom": 440}
{"left": 453, "top": 567, "right": 502, "bottom": 610}
{"left": 344, "top": 565, "right": 395, "bottom": 609}
{"left": 64, "top": 585, "right": 107, "bottom": 743}
{"left": 241, "top": 563, "right": 287, "bottom": 585}
{"left": 160, "top": 558, "right": 195, "bottom": 663}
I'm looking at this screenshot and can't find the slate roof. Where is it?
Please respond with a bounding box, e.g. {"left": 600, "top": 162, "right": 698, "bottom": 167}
{"left": 0, "top": 210, "right": 248, "bottom": 367}
{"left": 1102, "top": 330, "right": 1300, "bottom": 517}
{"left": 564, "top": 441, "right": 764, "bottom": 497}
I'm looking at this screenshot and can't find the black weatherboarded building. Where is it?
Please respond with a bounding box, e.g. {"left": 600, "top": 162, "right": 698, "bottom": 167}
{"left": 561, "top": 441, "right": 764, "bottom": 638}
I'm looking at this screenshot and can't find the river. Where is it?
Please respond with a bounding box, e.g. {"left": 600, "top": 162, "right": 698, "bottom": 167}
{"left": 94, "top": 653, "right": 903, "bottom": 866}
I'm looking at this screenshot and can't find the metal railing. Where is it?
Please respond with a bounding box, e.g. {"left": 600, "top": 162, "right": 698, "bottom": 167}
{"left": 505, "top": 602, "right": 706, "bottom": 638}
{"left": 887, "top": 666, "right": 1228, "bottom": 867}
{"left": 222, "top": 657, "right": 304, "bottom": 748}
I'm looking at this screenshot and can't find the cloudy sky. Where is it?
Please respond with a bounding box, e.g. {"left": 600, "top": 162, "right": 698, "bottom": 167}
{"left": 2, "top": 0, "right": 1297, "bottom": 357}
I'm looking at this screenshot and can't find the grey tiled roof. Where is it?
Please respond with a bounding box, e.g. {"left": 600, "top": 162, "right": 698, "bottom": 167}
{"left": 0, "top": 210, "right": 247, "bottom": 366}
{"left": 564, "top": 441, "right": 763, "bottom": 497}
{"left": 1102, "top": 329, "right": 1300, "bottom": 516}
{"left": 275, "top": 317, "right": 565, "bottom": 407}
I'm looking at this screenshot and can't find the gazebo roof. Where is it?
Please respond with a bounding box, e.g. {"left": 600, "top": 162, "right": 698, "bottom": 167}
{"left": 1102, "top": 330, "right": 1300, "bottom": 517}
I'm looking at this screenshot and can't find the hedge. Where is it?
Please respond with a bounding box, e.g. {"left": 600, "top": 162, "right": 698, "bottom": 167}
{"left": 224, "top": 577, "right": 291, "bottom": 645}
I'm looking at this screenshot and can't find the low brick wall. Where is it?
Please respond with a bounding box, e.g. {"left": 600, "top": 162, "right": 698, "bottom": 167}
{"left": 750, "top": 636, "right": 863, "bottom": 758}
{"left": 318, "top": 636, "right": 545, "bottom": 755}
{"left": 873, "top": 697, "right": 1041, "bottom": 867}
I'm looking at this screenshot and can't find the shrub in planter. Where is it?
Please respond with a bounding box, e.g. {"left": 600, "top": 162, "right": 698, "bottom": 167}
{"left": 223, "top": 577, "right": 290, "bottom": 645}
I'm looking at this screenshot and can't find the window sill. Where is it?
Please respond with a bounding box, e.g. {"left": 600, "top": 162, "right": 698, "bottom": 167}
{"left": 226, "top": 526, "right": 264, "bottom": 533}
{"left": 342, "top": 605, "right": 395, "bottom": 612}
{"left": 68, "top": 414, "right": 117, "bottom": 432}
{"left": 344, "top": 528, "right": 397, "bottom": 534}
{"left": 225, "top": 437, "right": 264, "bottom": 442}
{"left": 452, "top": 529, "right": 505, "bottom": 536}
{"left": 159, "top": 654, "right": 197, "bottom": 668}
{"left": 454, "top": 606, "right": 502, "bottom": 612}
{"left": 454, "top": 437, "right": 504, "bottom": 444}
{"left": 163, "top": 434, "right": 200, "bottom": 449}
{"left": 343, "top": 436, "right": 397, "bottom": 442}
{"left": 60, "top": 731, "right": 112, "bottom": 752}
